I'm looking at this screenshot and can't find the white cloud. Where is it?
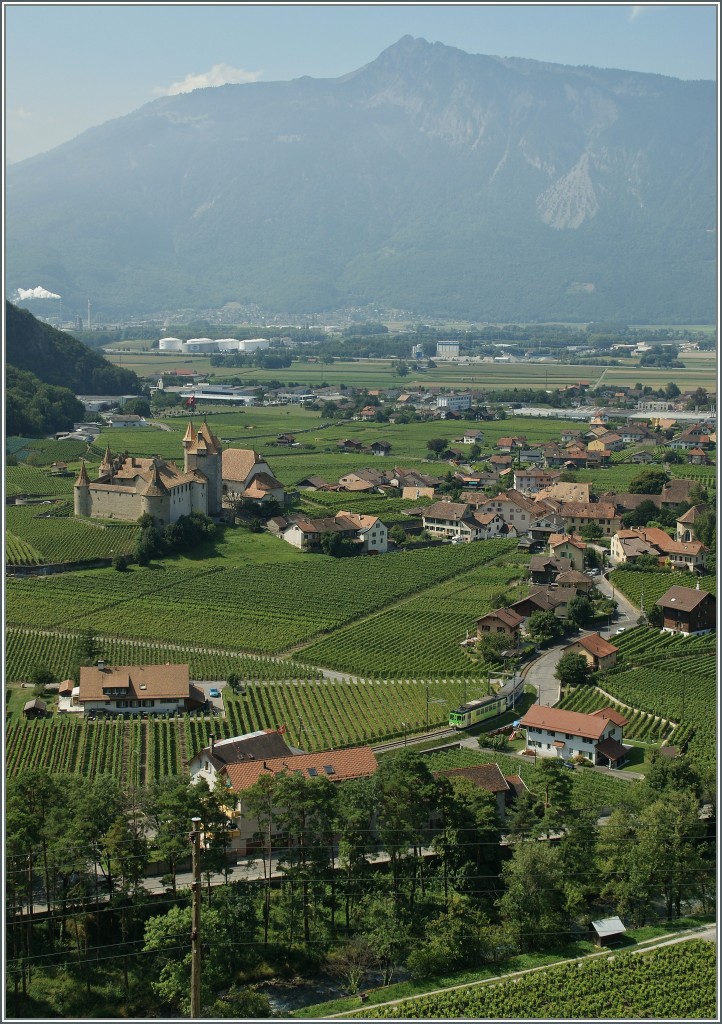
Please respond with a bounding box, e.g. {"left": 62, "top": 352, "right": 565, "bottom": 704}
{"left": 154, "top": 63, "right": 262, "bottom": 97}
{"left": 17, "top": 286, "right": 61, "bottom": 300}
{"left": 10, "top": 106, "right": 33, "bottom": 120}
{"left": 628, "top": 5, "right": 646, "bottom": 23}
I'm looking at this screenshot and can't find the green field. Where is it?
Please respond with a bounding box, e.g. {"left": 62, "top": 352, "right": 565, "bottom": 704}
{"left": 5, "top": 539, "right": 519, "bottom": 654}
{"left": 355, "top": 940, "right": 716, "bottom": 1020}
{"left": 105, "top": 350, "right": 718, "bottom": 392}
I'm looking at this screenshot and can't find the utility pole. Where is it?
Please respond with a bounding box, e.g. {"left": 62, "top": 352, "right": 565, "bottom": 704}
{"left": 190, "top": 817, "right": 202, "bottom": 1018}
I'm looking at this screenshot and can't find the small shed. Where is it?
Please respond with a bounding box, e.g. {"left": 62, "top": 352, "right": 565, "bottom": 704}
{"left": 59, "top": 679, "right": 75, "bottom": 697}
{"left": 591, "top": 916, "right": 626, "bottom": 947}
{"left": 23, "top": 698, "right": 47, "bottom": 719}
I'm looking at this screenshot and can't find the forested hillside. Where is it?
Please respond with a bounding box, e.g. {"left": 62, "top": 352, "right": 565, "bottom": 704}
{"left": 5, "top": 302, "right": 140, "bottom": 437}
{"left": 5, "top": 302, "right": 140, "bottom": 395}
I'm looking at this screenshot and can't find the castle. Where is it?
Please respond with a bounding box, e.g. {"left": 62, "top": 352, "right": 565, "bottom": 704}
{"left": 75, "top": 420, "right": 225, "bottom": 525}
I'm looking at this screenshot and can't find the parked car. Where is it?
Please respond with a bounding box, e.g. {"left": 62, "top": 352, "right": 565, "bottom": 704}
{"left": 208, "top": 687, "right": 221, "bottom": 698}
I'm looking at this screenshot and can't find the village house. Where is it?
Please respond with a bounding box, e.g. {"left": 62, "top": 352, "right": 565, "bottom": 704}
{"left": 688, "top": 447, "right": 710, "bottom": 465}
{"left": 520, "top": 705, "right": 628, "bottom": 767}
{"left": 75, "top": 663, "right": 206, "bottom": 717}
{"left": 534, "top": 482, "right": 591, "bottom": 504}
{"left": 529, "top": 555, "right": 572, "bottom": 585}
{"left": 476, "top": 607, "right": 524, "bottom": 644}
{"left": 421, "top": 501, "right": 505, "bottom": 542}
{"left": 513, "top": 467, "right": 558, "bottom": 495}
{"left": 548, "top": 501, "right": 621, "bottom": 537}
{"left": 219, "top": 746, "right": 378, "bottom": 854}
{"left": 563, "top": 633, "right": 619, "bottom": 672}
{"left": 509, "top": 587, "right": 571, "bottom": 621}
{"left": 676, "top": 504, "right": 709, "bottom": 543}
{"left": 280, "top": 512, "right": 388, "bottom": 553}
{"left": 188, "top": 729, "right": 298, "bottom": 787}
{"left": 222, "top": 447, "right": 285, "bottom": 506}
{"left": 610, "top": 527, "right": 707, "bottom": 573}
{"left": 459, "top": 428, "right": 485, "bottom": 445}
{"left": 655, "top": 586, "right": 716, "bottom": 636}
{"left": 434, "top": 763, "right": 528, "bottom": 822}
{"left": 549, "top": 534, "right": 586, "bottom": 572}
{"left": 369, "top": 440, "right": 392, "bottom": 456}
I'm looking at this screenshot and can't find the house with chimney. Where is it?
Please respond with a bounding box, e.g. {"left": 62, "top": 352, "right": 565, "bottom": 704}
{"left": 655, "top": 585, "right": 716, "bottom": 636}
{"left": 188, "top": 729, "right": 298, "bottom": 787}
{"left": 76, "top": 663, "right": 205, "bottom": 716}
{"left": 219, "top": 746, "right": 378, "bottom": 854}
{"left": 280, "top": 512, "right": 387, "bottom": 553}
{"left": 476, "top": 608, "right": 524, "bottom": 645}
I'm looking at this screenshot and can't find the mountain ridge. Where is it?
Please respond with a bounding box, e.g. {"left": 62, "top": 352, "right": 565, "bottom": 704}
{"left": 6, "top": 36, "right": 716, "bottom": 322}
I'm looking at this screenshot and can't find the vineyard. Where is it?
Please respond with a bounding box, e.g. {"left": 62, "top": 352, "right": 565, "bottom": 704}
{"left": 5, "top": 676, "right": 479, "bottom": 784}
{"left": 298, "top": 490, "right": 433, "bottom": 523}
{"left": 557, "top": 686, "right": 674, "bottom": 745}
{"left": 295, "top": 556, "right": 529, "bottom": 678}
{"left": 6, "top": 539, "right": 518, "bottom": 652}
{"left": 356, "top": 940, "right": 716, "bottom": 1019}
{"left": 426, "top": 748, "right": 634, "bottom": 815}
{"left": 5, "top": 503, "right": 139, "bottom": 565}
{"left": 6, "top": 464, "right": 79, "bottom": 497}
{"left": 600, "top": 626, "right": 716, "bottom": 766}
{"left": 610, "top": 568, "right": 716, "bottom": 608}
{"left": 4, "top": 627, "right": 323, "bottom": 684}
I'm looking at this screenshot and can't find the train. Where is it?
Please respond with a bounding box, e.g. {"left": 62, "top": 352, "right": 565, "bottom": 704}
{"left": 448, "top": 693, "right": 510, "bottom": 730}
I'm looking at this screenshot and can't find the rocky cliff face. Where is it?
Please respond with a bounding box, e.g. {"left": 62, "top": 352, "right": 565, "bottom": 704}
{"left": 6, "top": 36, "right": 716, "bottom": 322}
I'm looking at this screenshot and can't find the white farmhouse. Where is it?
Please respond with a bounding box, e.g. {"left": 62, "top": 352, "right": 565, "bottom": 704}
{"left": 520, "top": 705, "right": 628, "bottom": 767}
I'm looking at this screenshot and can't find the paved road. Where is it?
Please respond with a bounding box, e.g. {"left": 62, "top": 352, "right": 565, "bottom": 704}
{"left": 522, "top": 643, "right": 566, "bottom": 707}
{"left": 596, "top": 572, "right": 640, "bottom": 639}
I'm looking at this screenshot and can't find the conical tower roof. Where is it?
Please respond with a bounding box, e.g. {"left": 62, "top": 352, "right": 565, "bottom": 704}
{"left": 144, "top": 460, "right": 170, "bottom": 497}
{"left": 198, "top": 418, "right": 222, "bottom": 453}
{"left": 75, "top": 461, "right": 90, "bottom": 487}
{"left": 100, "top": 444, "right": 113, "bottom": 468}
{"left": 182, "top": 421, "right": 197, "bottom": 446}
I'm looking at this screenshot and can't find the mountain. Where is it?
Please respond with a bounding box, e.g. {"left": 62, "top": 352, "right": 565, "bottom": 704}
{"left": 5, "top": 301, "right": 140, "bottom": 394}
{"left": 5, "top": 37, "right": 716, "bottom": 323}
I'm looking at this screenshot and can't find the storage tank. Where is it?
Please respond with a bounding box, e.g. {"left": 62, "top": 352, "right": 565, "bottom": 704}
{"left": 216, "top": 338, "right": 241, "bottom": 351}
{"left": 158, "top": 337, "right": 184, "bottom": 352}
{"left": 185, "top": 338, "right": 217, "bottom": 352}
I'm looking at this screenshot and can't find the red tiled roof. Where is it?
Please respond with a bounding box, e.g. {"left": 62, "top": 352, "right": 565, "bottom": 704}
{"left": 223, "top": 746, "right": 378, "bottom": 791}
{"left": 592, "top": 706, "right": 628, "bottom": 728}
{"left": 570, "top": 633, "right": 619, "bottom": 658}
{"left": 477, "top": 607, "right": 524, "bottom": 629}
{"left": 520, "top": 705, "right": 610, "bottom": 741}
{"left": 436, "top": 763, "right": 510, "bottom": 794}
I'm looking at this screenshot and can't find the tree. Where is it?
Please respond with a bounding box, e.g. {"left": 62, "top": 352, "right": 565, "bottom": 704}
{"left": 497, "top": 842, "right": 571, "bottom": 951}
{"left": 579, "top": 520, "right": 603, "bottom": 541}
{"left": 622, "top": 499, "right": 669, "bottom": 529}
{"left": 112, "top": 553, "right": 129, "bottom": 571}
{"left": 327, "top": 937, "right": 377, "bottom": 994}
{"left": 76, "top": 628, "right": 100, "bottom": 666}
{"left": 566, "top": 596, "right": 594, "bottom": 630}
{"left": 122, "top": 397, "right": 151, "bottom": 417}
{"left": 665, "top": 381, "right": 681, "bottom": 399}
{"left": 426, "top": 437, "right": 448, "bottom": 458}
{"left": 389, "top": 524, "right": 407, "bottom": 547}
{"left": 320, "top": 531, "right": 359, "bottom": 558}
{"left": 226, "top": 672, "right": 244, "bottom": 695}
{"left": 527, "top": 610, "right": 563, "bottom": 646}
{"left": 629, "top": 468, "right": 670, "bottom": 494}
{"left": 476, "top": 632, "right": 510, "bottom": 662}
{"left": 555, "top": 651, "right": 592, "bottom": 688}
{"left": 30, "top": 664, "right": 57, "bottom": 689}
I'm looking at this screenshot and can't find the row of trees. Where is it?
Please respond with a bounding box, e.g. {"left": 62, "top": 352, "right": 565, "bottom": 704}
{"left": 5, "top": 749, "right": 713, "bottom": 1015}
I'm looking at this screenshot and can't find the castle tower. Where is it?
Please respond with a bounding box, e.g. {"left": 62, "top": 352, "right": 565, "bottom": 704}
{"left": 141, "top": 460, "right": 171, "bottom": 525}
{"left": 74, "top": 461, "right": 91, "bottom": 517}
{"left": 99, "top": 444, "right": 114, "bottom": 478}
{"left": 182, "top": 421, "right": 197, "bottom": 451}
{"left": 184, "top": 418, "right": 223, "bottom": 515}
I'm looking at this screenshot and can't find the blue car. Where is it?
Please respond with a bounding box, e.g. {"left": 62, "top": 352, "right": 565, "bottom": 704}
{"left": 208, "top": 687, "right": 221, "bottom": 699}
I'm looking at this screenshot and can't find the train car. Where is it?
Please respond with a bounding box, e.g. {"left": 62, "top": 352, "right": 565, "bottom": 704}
{"left": 448, "top": 693, "right": 508, "bottom": 730}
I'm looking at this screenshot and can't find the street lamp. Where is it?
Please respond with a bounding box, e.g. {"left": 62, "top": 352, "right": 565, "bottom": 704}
{"left": 401, "top": 721, "right": 409, "bottom": 747}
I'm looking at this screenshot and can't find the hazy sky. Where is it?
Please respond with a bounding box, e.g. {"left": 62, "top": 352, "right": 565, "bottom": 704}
{"left": 4, "top": 3, "right": 718, "bottom": 164}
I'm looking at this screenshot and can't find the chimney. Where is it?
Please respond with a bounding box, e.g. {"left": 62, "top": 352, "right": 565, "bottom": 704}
{"left": 97, "top": 660, "right": 105, "bottom": 671}
{"left": 209, "top": 733, "right": 214, "bottom": 755}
